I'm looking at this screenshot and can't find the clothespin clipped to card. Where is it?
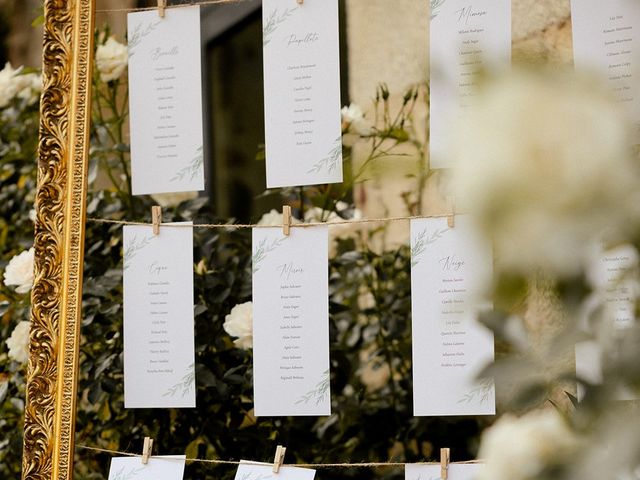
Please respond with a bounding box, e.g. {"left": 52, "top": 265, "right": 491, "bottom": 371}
{"left": 141, "top": 437, "right": 154, "bottom": 465}
{"left": 440, "top": 448, "right": 450, "bottom": 480}
{"left": 157, "top": 0, "right": 166, "bottom": 18}
{"left": 446, "top": 196, "right": 456, "bottom": 228}
{"left": 272, "top": 445, "right": 287, "bottom": 474}
{"left": 282, "top": 205, "right": 292, "bottom": 236}
{"left": 152, "top": 206, "right": 162, "bottom": 235}
{"left": 297, "top": 0, "right": 304, "bottom": 5}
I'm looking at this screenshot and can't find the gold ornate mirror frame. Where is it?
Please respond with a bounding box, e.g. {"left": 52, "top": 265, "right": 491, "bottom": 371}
{"left": 22, "top": 0, "right": 96, "bottom": 479}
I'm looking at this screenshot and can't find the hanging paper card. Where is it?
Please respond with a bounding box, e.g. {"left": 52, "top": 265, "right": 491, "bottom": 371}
{"left": 405, "top": 463, "right": 483, "bottom": 480}
{"left": 252, "top": 226, "right": 330, "bottom": 416}
{"left": 127, "top": 6, "right": 205, "bottom": 195}
{"left": 108, "top": 456, "right": 186, "bottom": 480}
{"left": 571, "top": 0, "right": 640, "bottom": 141}
{"left": 123, "top": 223, "right": 196, "bottom": 408}
{"left": 430, "top": 0, "right": 511, "bottom": 168}
{"left": 262, "top": 0, "right": 343, "bottom": 187}
{"left": 234, "top": 461, "right": 316, "bottom": 480}
{"left": 411, "top": 216, "right": 495, "bottom": 416}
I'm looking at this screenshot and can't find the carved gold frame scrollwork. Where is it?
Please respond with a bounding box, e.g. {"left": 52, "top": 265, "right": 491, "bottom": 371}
{"left": 22, "top": 0, "right": 95, "bottom": 479}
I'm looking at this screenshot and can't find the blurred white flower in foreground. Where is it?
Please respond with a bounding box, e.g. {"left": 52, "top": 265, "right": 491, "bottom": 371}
{"left": 0, "top": 63, "right": 42, "bottom": 108}
{"left": 96, "top": 37, "right": 128, "bottom": 82}
{"left": 452, "top": 70, "right": 640, "bottom": 277}
{"left": 6, "top": 321, "right": 30, "bottom": 364}
{"left": 477, "top": 409, "right": 579, "bottom": 480}
{"left": 4, "top": 247, "right": 35, "bottom": 294}
{"left": 223, "top": 301, "right": 253, "bottom": 349}
{"left": 358, "top": 347, "right": 390, "bottom": 392}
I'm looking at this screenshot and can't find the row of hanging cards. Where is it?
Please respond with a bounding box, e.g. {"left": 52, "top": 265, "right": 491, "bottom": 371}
{"left": 123, "top": 224, "right": 196, "bottom": 408}
{"left": 127, "top": 6, "right": 205, "bottom": 195}
{"left": 411, "top": 216, "right": 495, "bottom": 416}
{"left": 252, "top": 226, "right": 331, "bottom": 416}
{"left": 571, "top": 0, "right": 640, "bottom": 141}
{"left": 262, "top": 0, "right": 343, "bottom": 188}
{"left": 430, "top": 0, "right": 511, "bottom": 169}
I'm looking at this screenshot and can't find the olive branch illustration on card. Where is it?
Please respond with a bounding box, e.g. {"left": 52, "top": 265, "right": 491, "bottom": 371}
{"left": 252, "top": 236, "right": 287, "bottom": 273}
{"left": 128, "top": 20, "right": 161, "bottom": 57}
{"left": 295, "top": 369, "right": 330, "bottom": 406}
{"left": 308, "top": 137, "right": 342, "bottom": 175}
{"left": 171, "top": 145, "right": 203, "bottom": 183}
{"left": 163, "top": 363, "right": 195, "bottom": 398}
{"left": 457, "top": 377, "right": 494, "bottom": 405}
{"left": 263, "top": 7, "right": 298, "bottom": 46}
{"left": 123, "top": 234, "right": 154, "bottom": 270}
{"left": 411, "top": 227, "right": 450, "bottom": 267}
{"left": 430, "top": 0, "right": 448, "bottom": 20}
{"left": 111, "top": 466, "right": 144, "bottom": 480}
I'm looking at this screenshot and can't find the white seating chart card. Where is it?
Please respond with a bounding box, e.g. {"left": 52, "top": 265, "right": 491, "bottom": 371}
{"left": 234, "top": 461, "right": 316, "bottom": 480}
{"left": 411, "top": 216, "right": 495, "bottom": 416}
{"left": 430, "top": 0, "right": 511, "bottom": 169}
{"left": 405, "top": 463, "right": 483, "bottom": 480}
{"left": 127, "top": 6, "right": 205, "bottom": 195}
{"left": 571, "top": 0, "right": 640, "bottom": 140}
{"left": 262, "top": 0, "right": 343, "bottom": 188}
{"left": 252, "top": 226, "right": 330, "bottom": 416}
{"left": 123, "top": 223, "right": 196, "bottom": 408}
{"left": 108, "top": 456, "right": 186, "bottom": 480}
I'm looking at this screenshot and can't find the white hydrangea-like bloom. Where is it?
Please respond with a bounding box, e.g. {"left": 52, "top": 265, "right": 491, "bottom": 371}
{"left": 477, "top": 409, "right": 579, "bottom": 480}
{"left": 451, "top": 70, "right": 640, "bottom": 277}
{"left": 95, "top": 37, "right": 128, "bottom": 82}
{"left": 3, "top": 247, "right": 35, "bottom": 294}
{"left": 150, "top": 191, "right": 198, "bottom": 208}
{"left": 6, "top": 321, "right": 31, "bottom": 364}
{"left": 0, "top": 63, "right": 42, "bottom": 108}
{"left": 223, "top": 301, "right": 253, "bottom": 349}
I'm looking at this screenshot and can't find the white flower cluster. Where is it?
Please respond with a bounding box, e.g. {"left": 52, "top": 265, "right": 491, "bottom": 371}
{"left": 95, "top": 37, "right": 128, "bottom": 83}
{"left": 451, "top": 70, "right": 640, "bottom": 277}
{"left": 3, "top": 247, "right": 35, "bottom": 294}
{"left": 477, "top": 409, "right": 579, "bottom": 480}
{"left": 0, "top": 63, "right": 42, "bottom": 108}
{"left": 6, "top": 321, "right": 30, "bottom": 364}
{"left": 223, "top": 301, "right": 253, "bottom": 349}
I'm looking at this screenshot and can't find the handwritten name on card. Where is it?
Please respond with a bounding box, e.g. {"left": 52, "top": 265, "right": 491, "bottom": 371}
{"left": 262, "top": 0, "right": 343, "bottom": 187}
{"left": 123, "top": 223, "right": 196, "bottom": 408}
{"left": 571, "top": 0, "right": 640, "bottom": 141}
{"left": 108, "top": 456, "right": 186, "bottom": 480}
{"left": 411, "top": 216, "right": 495, "bottom": 416}
{"left": 127, "top": 6, "right": 205, "bottom": 195}
{"left": 430, "top": 0, "right": 511, "bottom": 169}
{"left": 252, "top": 226, "right": 330, "bottom": 416}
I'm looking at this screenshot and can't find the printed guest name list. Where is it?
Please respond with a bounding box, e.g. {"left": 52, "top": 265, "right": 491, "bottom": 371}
{"left": 262, "top": 0, "right": 343, "bottom": 187}
{"left": 430, "top": 0, "right": 511, "bottom": 168}
{"left": 252, "top": 226, "right": 330, "bottom": 416}
{"left": 127, "top": 6, "right": 205, "bottom": 195}
{"left": 411, "top": 216, "right": 495, "bottom": 416}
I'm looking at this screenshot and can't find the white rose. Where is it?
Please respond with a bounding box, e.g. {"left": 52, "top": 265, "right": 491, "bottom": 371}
{"left": 3, "top": 247, "right": 35, "bottom": 294}
{"left": 452, "top": 70, "right": 640, "bottom": 277}
{"left": 96, "top": 37, "right": 128, "bottom": 82}
{"left": 257, "top": 209, "right": 301, "bottom": 227}
{"left": 6, "top": 321, "right": 30, "bottom": 364}
{"left": 223, "top": 301, "right": 253, "bottom": 349}
{"left": 0, "top": 63, "right": 41, "bottom": 108}
{"left": 341, "top": 103, "right": 373, "bottom": 137}
{"left": 150, "top": 191, "right": 198, "bottom": 208}
{"left": 477, "top": 409, "right": 579, "bottom": 480}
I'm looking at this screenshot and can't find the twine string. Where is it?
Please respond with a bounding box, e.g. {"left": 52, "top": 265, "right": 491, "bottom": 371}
{"left": 77, "top": 444, "right": 483, "bottom": 468}
{"left": 87, "top": 213, "right": 454, "bottom": 229}
{"left": 97, "top": 0, "right": 258, "bottom": 14}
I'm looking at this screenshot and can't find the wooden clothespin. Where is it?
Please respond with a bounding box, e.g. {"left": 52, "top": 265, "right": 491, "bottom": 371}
{"left": 157, "top": 0, "right": 166, "bottom": 18}
{"left": 152, "top": 206, "right": 162, "bottom": 235}
{"left": 282, "top": 205, "right": 292, "bottom": 236}
{"left": 272, "top": 445, "right": 286, "bottom": 474}
{"left": 446, "top": 196, "right": 456, "bottom": 228}
{"left": 440, "top": 448, "right": 450, "bottom": 480}
{"left": 297, "top": 0, "right": 304, "bottom": 4}
{"left": 141, "top": 437, "right": 154, "bottom": 465}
